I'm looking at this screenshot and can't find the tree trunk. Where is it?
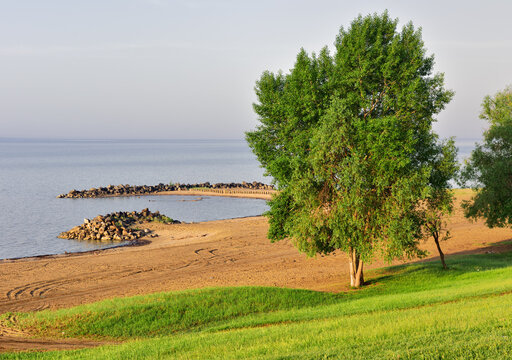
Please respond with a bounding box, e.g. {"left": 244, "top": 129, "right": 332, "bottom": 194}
{"left": 349, "top": 248, "right": 364, "bottom": 287}
{"left": 433, "top": 233, "right": 447, "bottom": 269}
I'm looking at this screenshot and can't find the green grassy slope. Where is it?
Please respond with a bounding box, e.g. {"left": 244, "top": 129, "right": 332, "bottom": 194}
{"left": 3, "top": 252, "right": 512, "bottom": 359}
{"left": 6, "top": 287, "right": 340, "bottom": 339}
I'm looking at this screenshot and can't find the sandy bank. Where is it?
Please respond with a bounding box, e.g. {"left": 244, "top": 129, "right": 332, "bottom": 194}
{"left": 155, "top": 189, "right": 275, "bottom": 200}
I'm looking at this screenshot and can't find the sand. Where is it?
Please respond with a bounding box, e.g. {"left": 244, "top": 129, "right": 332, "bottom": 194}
{"left": 1, "top": 189, "right": 511, "bottom": 352}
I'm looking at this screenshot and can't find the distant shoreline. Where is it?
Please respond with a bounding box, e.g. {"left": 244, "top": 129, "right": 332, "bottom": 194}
{"left": 153, "top": 189, "right": 274, "bottom": 200}
{"left": 57, "top": 182, "right": 275, "bottom": 199}
{"left": 59, "top": 189, "right": 274, "bottom": 201}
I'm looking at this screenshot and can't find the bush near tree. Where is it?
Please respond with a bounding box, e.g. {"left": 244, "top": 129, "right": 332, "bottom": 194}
{"left": 247, "top": 11, "right": 457, "bottom": 287}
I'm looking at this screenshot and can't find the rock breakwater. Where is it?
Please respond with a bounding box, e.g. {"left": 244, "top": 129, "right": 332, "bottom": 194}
{"left": 57, "top": 181, "right": 274, "bottom": 199}
{"left": 58, "top": 208, "right": 179, "bottom": 242}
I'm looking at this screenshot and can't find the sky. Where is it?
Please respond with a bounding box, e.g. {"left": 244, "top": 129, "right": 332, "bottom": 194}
{"left": 1, "top": 0, "right": 511, "bottom": 140}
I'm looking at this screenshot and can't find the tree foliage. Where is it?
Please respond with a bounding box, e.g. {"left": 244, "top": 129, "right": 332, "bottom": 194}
{"left": 247, "top": 12, "right": 455, "bottom": 286}
{"left": 461, "top": 86, "right": 512, "bottom": 227}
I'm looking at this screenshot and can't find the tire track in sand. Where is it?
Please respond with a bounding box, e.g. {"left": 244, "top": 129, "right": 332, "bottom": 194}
{"left": 5, "top": 267, "right": 156, "bottom": 302}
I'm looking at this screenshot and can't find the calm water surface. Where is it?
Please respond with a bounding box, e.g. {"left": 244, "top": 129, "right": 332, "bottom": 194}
{"left": 0, "top": 139, "right": 270, "bottom": 259}
{"left": 0, "top": 137, "right": 478, "bottom": 260}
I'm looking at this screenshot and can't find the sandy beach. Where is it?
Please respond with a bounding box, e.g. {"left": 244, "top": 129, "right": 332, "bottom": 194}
{"left": 1, "top": 189, "right": 512, "bottom": 352}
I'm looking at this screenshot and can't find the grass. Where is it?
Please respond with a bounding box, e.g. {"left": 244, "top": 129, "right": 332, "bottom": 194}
{"left": 4, "top": 287, "right": 339, "bottom": 340}
{"left": 3, "top": 252, "right": 512, "bottom": 359}
{"left": 151, "top": 215, "right": 175, "bottom": 224}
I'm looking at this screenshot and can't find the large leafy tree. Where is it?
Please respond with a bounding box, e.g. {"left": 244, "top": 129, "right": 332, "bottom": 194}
{"left": 461, "top": 86, "right": 512, "bottom": 227}
{"left": 247, "top": 12, "right": 455, "bottom": 287}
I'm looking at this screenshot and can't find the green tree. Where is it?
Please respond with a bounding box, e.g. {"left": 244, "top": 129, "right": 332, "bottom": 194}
{"left": 421, "top": 139, "right": 459, "bottom": 269}
{"left": 461, "top": 86, "right": 512, "bottom": 227}
{"left": 247, "top": 12, "right": 454, "bottom": 287}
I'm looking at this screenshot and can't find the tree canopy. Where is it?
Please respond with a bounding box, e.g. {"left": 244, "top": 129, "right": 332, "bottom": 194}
{"left": 461, "top": 86, "right": 512, "bottom": 227}
{"left": 246, "top": 12, "right": 455, "bottom": 287}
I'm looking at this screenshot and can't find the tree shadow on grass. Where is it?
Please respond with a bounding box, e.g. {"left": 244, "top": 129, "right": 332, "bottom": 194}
{"left": 360, "top": 241, "right": 512, "bottom": 292}
{"left": 416, "top": 238, "right": 512, "bottom": 271}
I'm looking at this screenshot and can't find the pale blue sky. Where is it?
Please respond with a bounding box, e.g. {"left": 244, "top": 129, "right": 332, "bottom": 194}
{"left": 1, "top": 0, "right": 511, "bottom": 139}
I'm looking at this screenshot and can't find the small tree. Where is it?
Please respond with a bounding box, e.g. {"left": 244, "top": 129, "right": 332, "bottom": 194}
{"left": 461, "top": 86, "right": 512, "bottom": 227}
{"left": 422, "top": 138, "right": 458, "bottom": 269}
{"left": 247, "top": 12, "right": 454, "bottom": 287}
{"left": 423, "top": 200, "right": 451, "bottom": 269}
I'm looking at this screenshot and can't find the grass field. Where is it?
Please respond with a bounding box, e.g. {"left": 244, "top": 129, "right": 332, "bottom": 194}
{"left": 3, "top": 252, "right": 512, "bottom": 359}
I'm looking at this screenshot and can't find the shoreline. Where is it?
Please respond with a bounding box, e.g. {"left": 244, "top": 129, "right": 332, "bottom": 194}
{"left": 1, "top": 190, "right": 274, "bottom": 262}
{"left": 154, "top": 189, "right": 274, "bottom": 200}
{"left": 78, "top": 189, "right": 275, "bottom": 201}
{"left": 57, "top": 182, "right": 275, "bottom": 199}
{"left": 0, "top": 238, "right": 150, "bottom": 264}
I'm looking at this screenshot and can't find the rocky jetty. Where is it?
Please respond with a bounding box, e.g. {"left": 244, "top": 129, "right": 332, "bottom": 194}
{"left": 57, "top": 181, "right": 274, "bottom": 199}
{"left": 58, "top": 208, "right": 179, "bottom": 243}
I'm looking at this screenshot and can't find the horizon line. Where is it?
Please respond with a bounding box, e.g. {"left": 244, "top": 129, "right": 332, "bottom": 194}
{"left": 0, "top": 137, "right": 247, "bottom": 142}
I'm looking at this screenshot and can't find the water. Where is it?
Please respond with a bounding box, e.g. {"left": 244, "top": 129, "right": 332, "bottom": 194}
{"left": 0, "top": 137, "right": 479, "bottom": 260}
{"left": 456, "top": 137, "right": 481, "bottom": 163}
{"left": 0, "top": 139, "right": 270, "bottom": 259}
